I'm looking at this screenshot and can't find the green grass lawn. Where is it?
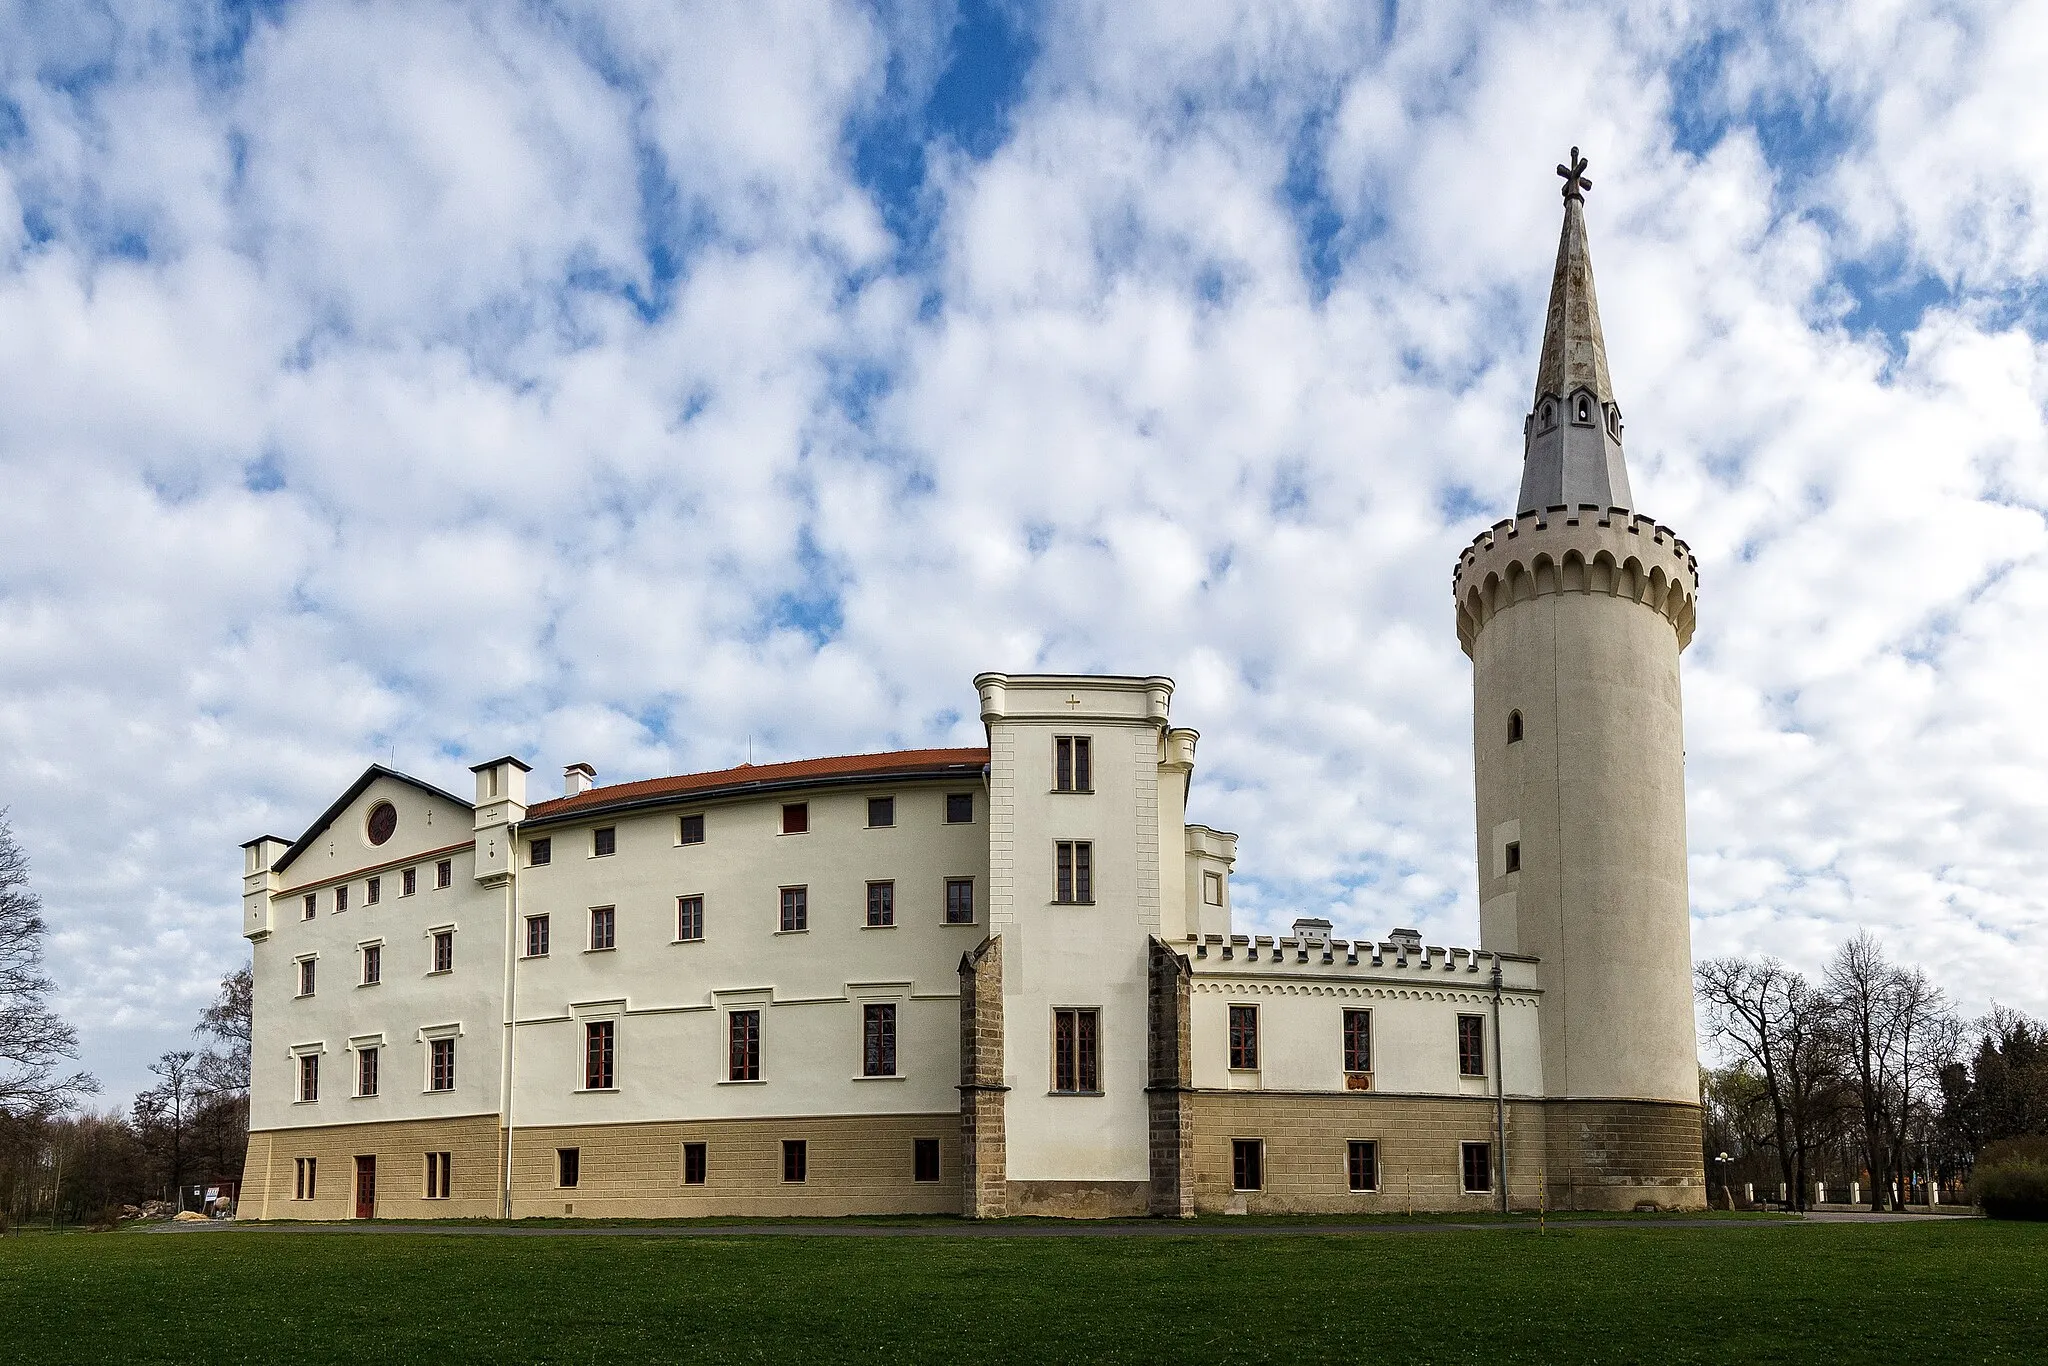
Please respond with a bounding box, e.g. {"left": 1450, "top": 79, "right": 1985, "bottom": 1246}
{"left": 3, "top": 1220, "right": 2041, "bottom": 1363}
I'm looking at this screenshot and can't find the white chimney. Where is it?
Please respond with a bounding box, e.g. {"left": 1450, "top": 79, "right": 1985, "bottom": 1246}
{"left": 564, "top": 763, "right": 596, "bottom": 797}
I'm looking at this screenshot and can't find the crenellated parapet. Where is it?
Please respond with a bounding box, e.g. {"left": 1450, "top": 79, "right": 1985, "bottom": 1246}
{"left": 1183, "top": 932, "right": 1539, "bottom": 997}
{"left": 1452, "top": 505, "right": 1699, "bottom": 656}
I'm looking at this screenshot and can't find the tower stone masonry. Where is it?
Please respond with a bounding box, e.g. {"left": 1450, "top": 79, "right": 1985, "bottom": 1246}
{"left": 1453, "top": 149, "right": 1707, "bottom": 1211}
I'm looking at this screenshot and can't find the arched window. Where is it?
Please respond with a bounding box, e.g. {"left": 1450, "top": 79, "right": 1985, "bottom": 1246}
{"left": 1508, "top": 710, "right": 1524, "bottom": 743}
{"left": 1541, "top": 402, "right": 1554, "bottom": 428}
{"left": 1575, "top": 395, "right": 1591, "bottom": 423}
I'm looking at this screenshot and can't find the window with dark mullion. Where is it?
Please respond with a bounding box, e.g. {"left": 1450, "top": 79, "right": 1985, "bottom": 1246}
{"left": 913, "top": 1138, "right": 940, "bottom": 1183}
{"left": 558, "top": 1148, "right": 579, "bottom": 1188}
{"left": 425, "top": 1151, "right": 452, "bottom": 1199}
{"left": 1458, "top": 1014, "right": 1487, "bottom": 1077}
{"left": 589, "top": 905, "right": 615, "bottom": 951}
{"left": 1228, "top": 1004, "right": 1259, "bottom": 1070}
{"left": 676, "top": 895, "right": 704, "bottom": 942}
{"left": 1055, "top": 735, "right": 1092, "bottom": 792}
{"left": 529, "top": 837, "right": 551, "bottom": 867}
{"left": 779, "top": 886, "right": 807, "bottom": 933}
{"left": 1348, "top": 1140, "right": 1379, "bottom": 1192}
{"left": 357, "top": 1046, "right": 379, "bottom": 1097}
{"left": 782, "top": 1139, "right": 807, "bottom": 1183}
{"left": 866, "top": 881, "right": 894, "bottom": 928}
{"left": 683, "top": 1142, "right": 707, "bottom": 1185}
{"left": 1343, "top": 1008, "right": 1372, "bottom": 1074}
{"left": 1232, "top": 1139, "right": 1264, "bottom": 1191}
{"left": 863, "top": 1003, "right": 897, "bottom": 1077}
{"left": 1052, "top": 1008, "right": 1099, "bottom": 1093}
{"left": 1054, "top": 841, "right": 1094, "bottom": 903}
{"left": 525, "top": 914, "right": 550, "bottom": 958}
{"left": 429, "top": 1037, "right": 456, "bottom": 1091}
{"left": 585, "top": 1020, "right": 615, "bottom": 1089}
{"left": 944, "top": 878, "right": 975, "bottom": 924}
{"left": 1461, "top": 1141, "right": 1492, "bottom": 1193}
{"left": 728, "top": 1010, "right": 761, "bottom": 1081}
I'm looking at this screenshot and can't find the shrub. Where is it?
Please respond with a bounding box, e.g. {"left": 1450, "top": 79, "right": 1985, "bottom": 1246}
{"left": 1976, "top": 1161, "right": 2048, "bottom": 1221}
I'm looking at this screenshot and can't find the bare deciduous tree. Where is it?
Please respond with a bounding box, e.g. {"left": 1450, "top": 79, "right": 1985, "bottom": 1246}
{"left": 0, "top": 809, "right": 95, "bottom": 1122}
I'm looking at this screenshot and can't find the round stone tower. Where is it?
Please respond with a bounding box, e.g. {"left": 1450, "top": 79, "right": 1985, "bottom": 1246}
{"left": 1453, "top": 150, "right": 1706, "bottom": 1211}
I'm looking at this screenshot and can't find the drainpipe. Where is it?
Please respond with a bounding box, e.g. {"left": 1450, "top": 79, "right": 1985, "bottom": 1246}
{"left": 1492, "top": 958, "right": 1508, "bottom": 1215}
{"left": 499, "top": 822, "right": 520, "bottom": 1220}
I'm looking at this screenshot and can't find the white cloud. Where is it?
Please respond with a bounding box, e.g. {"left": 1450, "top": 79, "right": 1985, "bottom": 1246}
{"left": 1, "top": 0, "right": 2045, "bottom": 1103}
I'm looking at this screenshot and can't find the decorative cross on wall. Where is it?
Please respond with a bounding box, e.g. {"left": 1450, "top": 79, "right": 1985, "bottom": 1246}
{"left": 1064, "top": 694, "right": 1083, "bottom": 709}
{"left": 1557, "top": 146, "right": 1591, "bottom": 202}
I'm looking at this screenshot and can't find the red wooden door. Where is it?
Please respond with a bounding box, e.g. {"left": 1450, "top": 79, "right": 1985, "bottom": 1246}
{"left": 354, "top": 1155, "right": 376, "bottom": 1219}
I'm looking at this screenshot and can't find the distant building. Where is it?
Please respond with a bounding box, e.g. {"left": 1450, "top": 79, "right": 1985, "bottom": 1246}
{"left": 238, "top": 155, "right": 1704, "bottom": 1219}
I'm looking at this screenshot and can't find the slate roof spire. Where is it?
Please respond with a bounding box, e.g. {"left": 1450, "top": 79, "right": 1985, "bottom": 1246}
{"left": 1516, "top": 147, "right": 1633, "bottom": 514}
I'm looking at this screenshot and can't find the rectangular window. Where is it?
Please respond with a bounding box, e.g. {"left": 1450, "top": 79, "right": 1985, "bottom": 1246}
{"left": 295, "top": 1156, "right": 316, "bottom": 1199}
{"left": 365, "top": 876, "right": 381, "bottom": 905}
{"left": 362, "top": 944, "right": 382, "bottom": 985}
{"left": 436, "top": 859, "right": 452, "bottom": 889}
{"left": 298, "top": 1054, "right": 319, "bottom": 1103}
{"left": 913, "top": 1138, "right": 941, "bottom": 1183}
{"left": 1232, "top": 1139, "right": 1264, "bottom": 1192}
{"left": 1462, "top": 1141, "right": 1493, "bottom": 1193}
{"left": 335, "top": 884, "right": 349, "bottom": 913}
{"left": 425, "top": 1152, "right": 451, "bottom": 1200}
{"left": 782, "top": 1139, "right": 807, "bottom": 1183}
{"left": 866, "top": 881, "right": 895, "bottom": 928}
{"left": 1343, "top": 1009, "right": 1372, "bottom": 1074}
{"left": 357, "top": 1047, "right": 379, "bottom": 1098}
{"left": 298, "top": 958, "right": 317, "bottom": 997}
{"left": 1458, "top": 1014, "right": 1487, "bottom": 1077}
{"left": 867, "top": 796, "right": 894, "bottom": 827}
{"left": 525, "top": 914, "right": 550, "bottom": 958}
{"left": 593, "top": 827, "right": 616, "bottom": 857}
{"left": 1052, "top": 1008, "right": 1099, "bottom": 1093}
{"left": 944, "top": 878, "right": 975, "bottom": 925}
{"left": 1228, "top": 1004, "right": 1259, "bottom": 1070}
{"left": 781, "top": 803, "right": 808, "bottom": 835}
{"left": 530, "top": 837, "right": 552, "bottom": 867}
{"left": 1054, "top": 841, "right": 1093, "bottom": 903}
{"left": 945, "top": 792, "right": 973, "bottom": 824}
{"left": 303, "top": 893, "right": 316, "bottom": 920}
{"left": 558, "top": 1148, "right": 580, "bottom": 1189}
{"left": 683, "top": 1142, "right": 707, "bottom": 1186}
{"left": 1504, "top": 841, "right": 1521, "bottom": 874}
{"left": 863, "top": 1003, "right": 897, "bottom": 1077}
{"left": 1054, "top": 735, "right": 1092, "bottom": 792}
{"left": 589, "top": 906, "right": 615, "bottom": 951}
{"left": 429, "top": 1037, "right": 456, "bottom": 1092}
{"left": 1348, "top": 1140, "right": 1380, "bottom": 1192}
{"left": 677, "top": 895, "right": 704, "bottom": 942}
{"left": 585, "top": 1020, "right": 615, "bottom": 1090}
{"left": 680, "top": 813, "right": 705, "bottom": 845}
{"left": 402, "top": 867, "right": 417, "bottom": 897}
{"left": 432, "top": 929, "right": 454, "bottom": 973}
{"left": 779, "top": 886, "right": 808, "bottom": 933}
{"left": 728, "top": 1010, "right": 761, "bottom": 1081}
{"left": 1203, "top": 870, "right": 1224, "bottom": 906}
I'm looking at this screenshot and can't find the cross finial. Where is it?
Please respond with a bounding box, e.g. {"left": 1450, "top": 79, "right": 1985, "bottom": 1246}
{"left": 1557, "top": 146, "right": 1591, "bottom": 202}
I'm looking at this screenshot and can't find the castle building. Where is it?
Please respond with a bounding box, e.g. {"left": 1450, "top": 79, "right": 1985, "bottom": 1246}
{"left": 238, "top": 155, "right": 1705, "bottom": 1219}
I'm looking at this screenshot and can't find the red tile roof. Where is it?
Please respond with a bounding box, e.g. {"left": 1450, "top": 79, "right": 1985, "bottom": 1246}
{"left": 523, "top": 748, "right": 990, "bottom": 822}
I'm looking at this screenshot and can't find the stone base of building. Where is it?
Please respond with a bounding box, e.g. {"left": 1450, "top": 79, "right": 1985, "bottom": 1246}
{"left": 1541, "top": 1098, "right": 1706, "bottom": 1211}
{"left": 1005, "top": 1179, "right": 1151, "bottom": 1217}
{"left": 244, "top": 1112, "right": 961, "bottom": 1221}
{"left": 1186, "top": 1091, "right": 1548, "bottom": 1213}
{"left": 241, "top": 1113, "right": 505, "bottom": 1222}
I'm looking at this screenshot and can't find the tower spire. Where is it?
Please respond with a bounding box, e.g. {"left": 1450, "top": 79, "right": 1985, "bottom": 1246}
{"left": 1516, "top": 147, "right": 1632, "bottom": 514}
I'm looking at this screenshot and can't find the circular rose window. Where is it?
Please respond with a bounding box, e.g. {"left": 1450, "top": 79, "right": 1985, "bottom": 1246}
{"left": 366, "top": 802, "right": 398, "bottom": 846}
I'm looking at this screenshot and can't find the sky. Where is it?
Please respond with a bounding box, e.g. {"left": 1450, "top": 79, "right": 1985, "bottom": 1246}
{"left": 2, "top": 0, "right": 2046, "bottom": 1107}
